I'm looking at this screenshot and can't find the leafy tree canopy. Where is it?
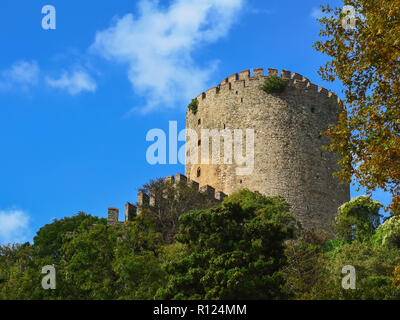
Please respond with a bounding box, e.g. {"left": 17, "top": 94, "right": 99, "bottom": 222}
{"left": 334, "top": 195, "right": 382, "bottom": 242}
{"left": 373, "top": 216, "right": 400, "bottom": 249}
{"left": 157, "top": 189, "right": 298, "bottom": 300}
{"left": 33, "top": 212, "right": 106, "bottom": 260}
{"left": 314, "top": 0, "right": 400, "bottom": 213}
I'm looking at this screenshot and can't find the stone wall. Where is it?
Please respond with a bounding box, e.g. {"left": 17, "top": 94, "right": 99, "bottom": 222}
{"left": 185, "top": 67, "right": 350, "bottom": 231}
{"left": 107, "top": 173, "right": 227, "bottom": 224}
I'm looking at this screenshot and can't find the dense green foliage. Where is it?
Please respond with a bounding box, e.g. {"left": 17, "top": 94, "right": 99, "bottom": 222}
{"left": 34, "top": 212, "right": 106, "bottom": 261}
{"left": 334, "top": 195, "right": 382, "bottom": 242}
{"left": 261, "top": 75, "right": 288, "bottom": 93}
{"left": 157, "top": 190, "right": 298, "bottom": 299}
{"left": 187, "top": 98, "right": 198, "bottom": 114}
{"left": 1, "top": 190, "right": 400, "bottom": 300}
{"left": 373, "top": 216, "right": 400, "bottom": 249}
{"left": 284, "top": 196, "right": 400, "bottom": 300}
{"left": 305, "top": 240, "right": 400, "bottom": 299}
{"left": 0, "top": 211, "right": 167, "bottom": 300}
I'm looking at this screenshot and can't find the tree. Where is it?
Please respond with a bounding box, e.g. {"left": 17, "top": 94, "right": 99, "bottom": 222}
{"left": 33, "top": 212, "right": 106, "bottom": 261}
{"left": 373, "top": 216, "right": 400, "bottom": 249}
{"left": 334, "top": 195, "right": 382, "bottom": 242}
{"left": 60, "top": 223, "right": 119, "bottom": 299}
{"left": 0, "top": 210, "right": 169, "bottom": 300}
{"left": 314, "top": 0, "right": 400, "bottom": 213}
{"left": 60, "top": 212, "right": 166, "bottom": 300}
{"left": 305, "top": 200, "right": 400, "bottom": 300}
{"left": 157, "top": 189, "right": 298, "bottom": 300}
{"left": 111, "top": 212, "right": 167, "bottom": 300}
{"left": 307, "top": 240, "right": 400, "bottom": 300}
{"left": 0, "top": 213, "right": 108, "bottom": 300}
{"left": 282, "top": 230, "right": 329, "bottom": 299}
{"left": 0, "top": 243, "right": 60, "bottom": 300}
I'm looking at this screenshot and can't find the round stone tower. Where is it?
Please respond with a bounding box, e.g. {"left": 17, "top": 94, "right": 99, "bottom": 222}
{"left": 185, "top": 67, "right": 350, "bottom": 231}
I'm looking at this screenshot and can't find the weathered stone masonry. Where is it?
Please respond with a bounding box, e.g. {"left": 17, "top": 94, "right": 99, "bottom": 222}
{"left": 107, "top": 174, "right": 227, "bottom": 224}
{"left": 185, "top": 67, "right": 350, "bottom": 231}
{"left": 108, "top": 67, "right": 350, "bottom": 232}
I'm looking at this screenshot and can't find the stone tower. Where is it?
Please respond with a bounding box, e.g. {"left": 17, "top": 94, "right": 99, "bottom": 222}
{"left": 185, "top": 67, "right": 350, "bottom": 231}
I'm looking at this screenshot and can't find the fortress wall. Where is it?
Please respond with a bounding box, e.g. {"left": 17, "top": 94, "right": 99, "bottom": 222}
{"left": 107, "top": 174, "right": 227, "bottom": 224}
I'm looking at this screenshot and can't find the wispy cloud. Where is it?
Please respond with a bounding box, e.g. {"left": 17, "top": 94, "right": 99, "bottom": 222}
{"left": 0, "top": 60, "right": 97, "bottom": 96}
{"left": 91, "top": 0, "right": 244, "bottom": 114}
{"left": 0, "top": 209, "right": 31, "bottom": 245}
{"left": 0, "top": 60, "right": 40, "bottom": 90}
{"left": 46, "top": 69, "right": 97, "bottom": 95}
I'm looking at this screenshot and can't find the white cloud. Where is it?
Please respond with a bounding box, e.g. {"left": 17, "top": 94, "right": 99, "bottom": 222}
{"left": 0, "top": 60, "right": 40, "bottom": 90}
{"left": 311, "top": 7, "right": 323, "bottom": 20}
{"left": 91, "top": 0, "right": 244, "bottom": 114}
{"left": 0, "top": 60, "right": 97, "bottom": 96}
{"left": 46, "top": 69, "right": 97, "bottom": 95}
{"left": 0, "top": 209, "right": 31, "bottom": 245}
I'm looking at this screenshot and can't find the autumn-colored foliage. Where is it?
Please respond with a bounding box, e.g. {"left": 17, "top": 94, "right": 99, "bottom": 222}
{"left": 314, "top": 0, "right": 400, "bottom": 213}
{"left": 393, "top": 265, "right": 400, "bottom": 287}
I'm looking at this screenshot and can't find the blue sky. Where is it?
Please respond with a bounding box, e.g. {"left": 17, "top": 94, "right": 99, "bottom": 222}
{"left": 0, "top": 0, "right": 391, "bottom": 244}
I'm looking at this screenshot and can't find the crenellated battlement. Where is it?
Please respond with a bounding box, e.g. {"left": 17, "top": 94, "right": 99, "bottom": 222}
{"left": 107, "top": 173, "right": 227, "bottom": 224}
{"left": 194, "top": 67, "right": 341, "bottom": 105}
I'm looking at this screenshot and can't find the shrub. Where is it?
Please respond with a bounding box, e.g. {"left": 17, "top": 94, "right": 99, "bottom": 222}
{"left": 187, "top": 98, "right": 198, "bottom": 114}
{"left": 262, "top": 75, "right": 288, "bottom": 93}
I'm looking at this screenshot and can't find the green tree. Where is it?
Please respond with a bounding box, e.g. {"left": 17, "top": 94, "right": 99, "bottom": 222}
{"left": 303, "top": 200, "right": 400, "bottom": 300}
{"left": 0, "top": 210, "right": 169, "bottom": 300}
{"left": 60, "top": 211, "right": 167, "bottom": 300}
{"left": 60, "top": 223, "right": 118, "bottom": 299}
{"left": 307, "top": 240, "right": 400, "bottom": 300}
{"left": 334, "top": 195, "right": 382, "bottom": 242}
{"left": 157, "top": 190, "right": 298, "bottom": 300}
{"left": 111, "top": 212, "right": 167, "bottom": 299}
{"left": 373, "top": 216, "right": 400, "bottom": 249}
{"left": 33, "top": 212, "right": 106, "bottom": 261}
{"left": 0, "top": 243, "right": 60, "bottom": 300}
{"left": 282, "top": 230, "right": 329, "bottom": 299}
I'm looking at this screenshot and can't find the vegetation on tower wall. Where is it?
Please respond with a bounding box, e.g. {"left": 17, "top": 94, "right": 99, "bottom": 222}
{"left": 187, "top": 98, "right": 198, "bottom": 114}
{"left": 261, "top": 75, "right": 288, "bottom": 93}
